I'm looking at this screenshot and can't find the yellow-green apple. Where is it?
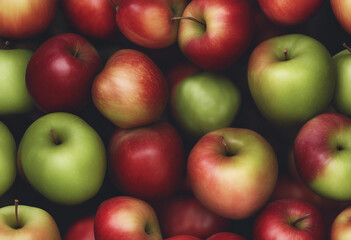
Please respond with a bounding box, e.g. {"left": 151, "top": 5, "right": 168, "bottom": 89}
{"left": 170, "top": 72, "right": 241, "bottom": 137}
{"left": 187, "top": 128, "right": 278, "bottom": 219}
{"left": 0, "top": 122, "right": 16, "bottom": 197}
{"left": 17, "top": 112, "right": 106, "bottom": 205}
{"left": 0, "top": 48, "right": 35, "bottom": 115}
{"left": 207, "top": 232, "right": 246, "bottom": 240}
{"left": 294, "top": 112, "right": 351, "bottom": 201}
{"left": 115, "top": 0, "right": 186, "bottom": 48}
{"left": 155, "top": 195, "right": 231, "bottom": 238}
{"left": 331, "top": 207, "right": 351, "bottom": 240}
{"left": 253, "top": 199, "right": 325, "bottom": 240}
{"left": 64, "top": 216, "right": 94, "bottom": 240}
{"left": 0, "top": 201, "right": 61, "bottom": 239}
{"left": 62, "top": 0, "right": 119, "bottom": 39}
{"left": 108, "top": 121, "right": 185, "bottom": 200}
{"left": 165, "top": 236, "right": 201, "bottom": 240}
{"left": 331, "top": 0, "right": 351, "bottom": 34}
{"left": 177, "top": 0, "right": 254, "bottom": 70}
{"left": 0, "top": 0, "right": 57, "bottom": 39}
{"left": 248, "top": 34, "right": 336, "bottom": 126}
{"left": 92, "top": 49, "right": 168, "bottom": 128}
{"left": 94, "top": 196, "right": 162, "bottom": 240}
{"left": 26, "top": 33, "right": 102, "bottom": 113}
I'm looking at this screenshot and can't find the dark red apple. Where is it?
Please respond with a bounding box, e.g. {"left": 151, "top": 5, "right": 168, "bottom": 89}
{"left": 64, "top": 216, "right": 94, "bottom": 240}
{"left": 207, "top": 232, "right": 246, "bottom": 240}
{"left": 165, "top": 236, "right": 201, "bottom": 240}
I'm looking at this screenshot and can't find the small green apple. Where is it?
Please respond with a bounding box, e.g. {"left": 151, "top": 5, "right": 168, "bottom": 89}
{"left": 17, "top": 112, "right": 106, "bottom": 205}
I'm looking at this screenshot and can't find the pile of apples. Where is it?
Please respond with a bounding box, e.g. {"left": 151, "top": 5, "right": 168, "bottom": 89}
{"left": 1, "top": 0, "right": 351, "bottom": 239}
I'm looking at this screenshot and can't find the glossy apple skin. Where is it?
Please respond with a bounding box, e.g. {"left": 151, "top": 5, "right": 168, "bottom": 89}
{"left": 156, "top": 196, "right": 231, "bottom": 238}
{"left": 116, "top": 0, "right": 186, "bottom": 48}
{"left": 17, "top": 112, "right": 106, "bottom": 205}
{"left": 0, "top": 0, "right": 57, "bottom": 39}
{"left": 294, "top": 113, "right": 351, "bottom": 201}
{"left": 92, "top": 49, "right": 168, "bottom": 128}
{"left": 26, "top": 33, "right": 102, "bottom": 113}
{"left": 0, "top": 204, "right": 61, "bottom": 240}
{"left": 177, "top": 0, "right": 253, "bottom": 70}
{"left": 207, "top": 232, "right": 246, "bottom": 240}
{"left": 188, "top": 128, "right": 278, "bottom": 219}
{"left": 331, "top": 0, "right": 351, "bottom": 34}
{"left": 62, "top": 0, "right": 118, "bottom": 39}
{"left": 165, "top": 236, "right": 201, "bottom": 240}
{"left": 109, "top": 121, "right": 185, "bottom": 200}
{"left": 64, "top": 216, "right": 94, "bottom": 240}
{"left": 257, "top": 0, "right": 323, "bottom": 26}
{"left": 253, "top": 199, "right": 325, "bottom": 240}
{"left": 0, "top": 49, "right": 35, "bottom": 115}
{"left": 248, "top": 34, "right": 335, "bottom": 126}
{"left": 94, "top": 196, "right": 162, "bottom": 240}
{"left": 331, "top": 207, "right": 351, "bottom": 240}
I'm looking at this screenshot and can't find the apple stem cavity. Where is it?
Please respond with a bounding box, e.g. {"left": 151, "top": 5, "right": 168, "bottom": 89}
{"left": 221, "top": 136, "right": 233, "bottom": 157}
{"left": 14, "top": 199, "right": 19, "bottom": 228}
{"left": 171, "top": 16, "right": 206, "bottom": 27}
{"left": 50, "top": 129, "right": 60, "bottom": 145}
{"left": 284, "top": 49, "right": 288, "bottom": 61}
{"left": 73, "top": 48, "right": 79, "bottom": 58}
{"left": 291, "top": 214, "right": 310, "bottom": 228}
{"left": 343, "top": 42, "right": 351, "bottom": 53}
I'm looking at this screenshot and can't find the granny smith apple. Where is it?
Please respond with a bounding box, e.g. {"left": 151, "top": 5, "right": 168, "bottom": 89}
{"left": 17, "top": 112, "right": 106, "bottom": 205}
{"left": 0, "top": 121, "right": 16, "bottom": 197}
{"left": 0, "top": 48, "right": 35, "bottom": 115}
{"left": 248, "top": 34, "right": 336, "bottom": 126}
{"left": 170, "top": 72, "right": 241, "bottom": 137}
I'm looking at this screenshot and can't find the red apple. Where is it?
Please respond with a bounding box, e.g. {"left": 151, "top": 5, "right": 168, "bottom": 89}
{"left": 62, "top": 0, "right": 119, "bottom": 39}
{"left": 177, "top": 0, "right": 253, "bottom": 70}
{"left": 115, "top": 0, "right": 186, "bottom": 48}
{"left": 165, "top": 236, "right": 201, "bottom": 240}
{"left": 0, "top": 0, "right": 57, "bottom": 39}
{"left": 331, "top": 0, "right": 351, "bottom": 34}
{"left": 207, "top": 232, "right": 246, "bottom": 240}
{"left": 92, "top": 49, "right": 168, "bottom": 128}
{"left": 253, "top": 199, "right": 325, "bottom": 240}
{"left": 331, "top": 207, "right": 351, "bottom": 240}
{"left": 26, "top": 33, "right": 102, "bottom": 112}
{"left": 109, "top": 121, "right": 185, "bottom": 200}
{"left": 65, "top": 216, "right": 94, "bottom": 240}
{"left": 94, "top": 196, "right": 162, "bottom": 240}
{"left": 188, "top": 128, "right": 278, "bottom": 219}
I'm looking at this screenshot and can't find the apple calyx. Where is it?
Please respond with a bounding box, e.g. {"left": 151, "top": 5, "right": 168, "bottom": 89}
{"left": 290, "top": 214, "right": 310, "bottom": 229}
{"left": 14, "top": 199, "right": 20, "bottom": 229}
{"left": 283, "top": 49, "right": 288, "bottom": 61}
{"left": 343, "top": 42, "right": 351, "bottom": 53}
{"left": 171, "top": 16, "right": 206, "bottom": 27}
{"left": 50, "top": 129, "right": 61, "bottom": 145}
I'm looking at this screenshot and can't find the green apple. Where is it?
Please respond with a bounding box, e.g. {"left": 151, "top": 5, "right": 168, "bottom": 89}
{"left": 248, "top": 34, "right": 336, "bottom": 126}
{"left": 0, "top": 121, "right": 16, "bottom": 197}
{"left": 17, "top": 112, "right": 106, "bottom": 205}
{"left": 0, "top": 49, "right": 35, "bottom": 115}
{"left": 170, "top": 72, "right": 241, "bottom": 137}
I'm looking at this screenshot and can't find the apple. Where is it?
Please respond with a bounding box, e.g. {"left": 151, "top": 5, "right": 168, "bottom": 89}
{"left": 0, "top": 0, "right": 57, "bottom": 39}
{"left": 253, "top": 199, "right": 325, "bottom": 240}
{"left": 170, "top": 72, "right": 241, "bottom": 137}
{"left": 177, "top": 0, "right": 253, "bottom": 70}
{"left": 26, "top": 33, "right": 102, "bottom": 113}
{"left": 331, "top": 0, "right": 351, "bottom": 34}
{"left": 165, "top": 236, "right": 201, "bottom": 240}
{"left": 188, "top": 127, "right": 278, "bottom": 219}
{"left": 207, "top": 232, "right": 246, "bottom": 240}
{"left": 64, "top": 216, "right": 94, "bottom": 240}
{"left": 17, "top": 112, "right": 106, "bottom": 205}
{"left": 166, "top": 61, "right": 199, "bottom": 93}
{"left": 248, "top": 34, "right": 336, "bottom": 126}
{"left": 92, "top": 49, "right": 168, "bottom": 128}
{"left": 331, "top": 207, "right": 351, "bottom": 240}
{"left": 0, "top": 200, "right": 61, "bottom": 239}
{"left": 156, "top": 195, "right": 231, "bottom": 238}
{"left": 0, "top": 48, "right": 35, "bottom": 115}
{"left": 115, "top": 0, "right": 186, "bottom": 48}
{"left": 62, "top": 0, "right": 119, "bottom": 39}
{"left": 109, "top": 121, "right": 185, "bottom": 200}
{"left": 294, "top": 112, "right": 351, "bottom": 201}
{"left": 94, "top": 196, "right": 162, "bottom": 240}
{"left": 0, "top": 121, "right": 16, "bottom": 197}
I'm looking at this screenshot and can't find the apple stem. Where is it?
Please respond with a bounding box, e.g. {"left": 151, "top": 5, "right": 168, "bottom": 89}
{"left": 343, "top": 42, "right": 351, "bottom": 53}
{"left": 291, "top": 214, "right": 310, "bottom": 227}
{"left": 14, "top": 199, "right": 19, "bottom": 228}
{"left": 73, "top": 48, "right": 79, "bottom": 58}
{"left": 284, "top": 49, "right": 288, "bottom": 61}
{"left": 50, "top": 129, "right": 59, "bottom": 145}
{"left": 171, "top": 16, "right": 206, "bottom": 27}
{"left": 221, "top": 136, "right": 232, "bottom": 156}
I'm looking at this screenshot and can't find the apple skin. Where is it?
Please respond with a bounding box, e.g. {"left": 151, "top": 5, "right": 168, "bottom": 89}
{"left": 92, "top": 49, "right": 168, "bottom": 128}
{"left": 0, "top": 122, "right": 16, "bottom": 197}
{"left": 166, "top": 61, "right": 199, "bottom": 93}
{"left": 26, "top": 33, "right": 102, "bottom": 113}
{"left": 257, "top": 0, "right": 323, "bottom": 26}
{"left": 0, "top": 49, "right": 35, "bottom": 115}
{"left": 294, "top": 113, "right": 351, "bottom": 201}
{"left": 170, "top": 72, "right": 241, "bottom": 137}
{"left": 331, "top": 207, "right": 351, "bottom": 240}
{"left": 0, "top": 204, "right": 61, "bottom": 240}
{"left": 177, "top": 0, "right": 253, "bottom": 70}
{"left": 64, "top": 216, "right": 94, "bottom": 240}
{"left": 94, "top": 196, "right": 162, "bottom": 240}
{"left": 116, "top": 0, "right": 186, "bottom": 48}
{"left": 207, "top": 232, "right": 246, "bottom": 240}
{"left": 62, "top": 0, "right": 118, "bottom": 39}
{"left": 253, "top": 199, "right": 325, "bottom": 240}
{"left": 248, "top": 34, "right": 336, "bottom": 126}
{"left": 0, "top": 0, "right": 57, "bottom": 39}
{"left": 188, "top": 127, "right": 278, "bottom": 219}
{"left": 17, "top": 112, "right": 106, "bottom": 205}
{"left": 165, "top": 236, "right": 201, "bottom": 240}
{"left": 331, "top": 0, "right": 351, "bottom": 34}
